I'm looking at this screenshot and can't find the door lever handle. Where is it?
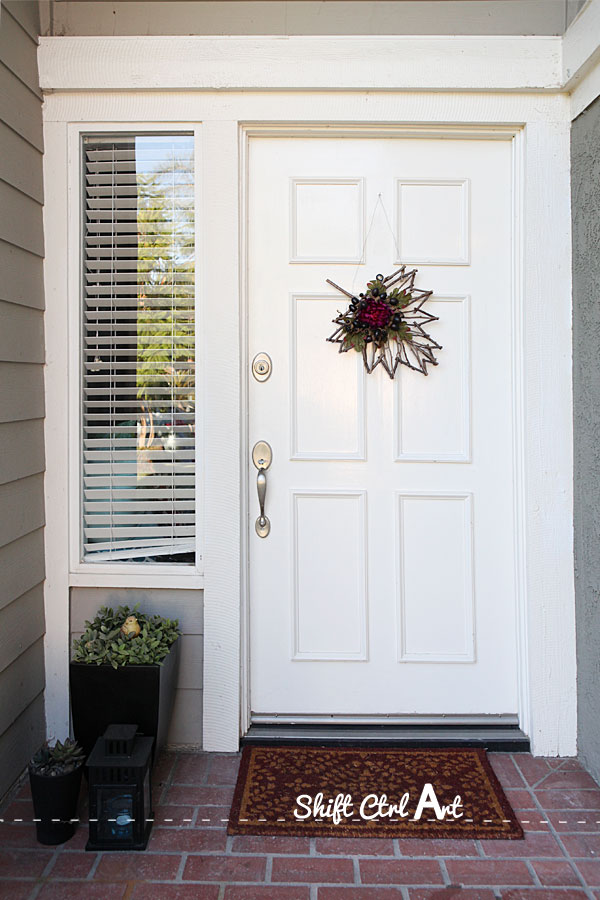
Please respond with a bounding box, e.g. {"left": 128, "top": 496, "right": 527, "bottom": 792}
{"left": 252, "top": 441, "right": 272, "bottom": 538}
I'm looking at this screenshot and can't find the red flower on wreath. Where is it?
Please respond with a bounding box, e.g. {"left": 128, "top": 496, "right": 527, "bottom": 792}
{"left": 356, "top": 299, "right": 392, "bottom": 329}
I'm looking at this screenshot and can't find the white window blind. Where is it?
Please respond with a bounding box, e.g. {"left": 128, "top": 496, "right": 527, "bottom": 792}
{"left": 82, "top": 134, "right": 195, "bottom": 563}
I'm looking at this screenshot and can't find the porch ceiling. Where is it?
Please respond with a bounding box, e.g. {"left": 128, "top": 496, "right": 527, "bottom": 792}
{"left": 42, "top": 1, "right": 585, "bottom": 38}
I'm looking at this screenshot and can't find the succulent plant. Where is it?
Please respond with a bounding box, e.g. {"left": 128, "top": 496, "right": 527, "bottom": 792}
{"left": 71, "top": 604, "right": 180, "bottom": 669}
{"left": 29, "top": 739, "right": 85, "bottom": 777}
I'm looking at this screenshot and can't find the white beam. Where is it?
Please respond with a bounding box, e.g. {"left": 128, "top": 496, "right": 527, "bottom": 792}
{"left": 38, "top": 35, "right": 563, "bottom": 93}
{"left": 563, "top": 0, "right": 600, "bottom": 88}
{"left": 571, "top": 56, "right": 600, "bottom": 117}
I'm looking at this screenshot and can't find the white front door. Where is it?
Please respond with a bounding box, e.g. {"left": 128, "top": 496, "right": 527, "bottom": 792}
{"left": 247, "top": 135, "right": 519, "bottom": 721}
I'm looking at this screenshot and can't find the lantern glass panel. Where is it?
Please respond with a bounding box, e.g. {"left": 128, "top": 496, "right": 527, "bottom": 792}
{"left": 98, "top": 789, "right": 135, "bottom": 841}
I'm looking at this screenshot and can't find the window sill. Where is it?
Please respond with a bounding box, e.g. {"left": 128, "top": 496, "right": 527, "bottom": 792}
{"left": 69, "top": 570, "right": 204, "bottom": 590}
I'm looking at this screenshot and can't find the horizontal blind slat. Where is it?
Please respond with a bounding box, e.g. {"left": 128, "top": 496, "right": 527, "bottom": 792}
{"left": 83, "top": 539, "right": 195, "bottom": 558}
{"left": 84, "top": 475, "right": 195, "bottom": 487}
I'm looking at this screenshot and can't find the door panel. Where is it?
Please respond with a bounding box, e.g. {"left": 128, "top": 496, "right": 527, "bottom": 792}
{"left": 291, "top": 295, "right": 366, "bottom": 459}
{"left": 394, "top": 295, "right": 470, "bottom": 462}
{"left": 292, "top": 491, "right": 367, "bottom": 660}
{"left": 248, "top": 136, "right": 518, "bottom": 718}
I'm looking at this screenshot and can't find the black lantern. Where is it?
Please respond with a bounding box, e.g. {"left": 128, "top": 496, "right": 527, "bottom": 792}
{"left": 86, "top": 724, "right": 154, "bottom": 851}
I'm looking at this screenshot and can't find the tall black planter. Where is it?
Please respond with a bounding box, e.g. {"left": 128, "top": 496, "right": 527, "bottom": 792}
{"left": 70, "top": 637, "right": 180, "bottom": 764}
{"left": 29, "top": 765, "right": 83, "bottom": 845}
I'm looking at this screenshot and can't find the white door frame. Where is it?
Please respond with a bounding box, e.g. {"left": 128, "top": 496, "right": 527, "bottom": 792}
{"left": 240, "top": 121, "right": 530, "bottom": 743}
{"left": 41, "top": 47, "right": 576, "bottom": 755}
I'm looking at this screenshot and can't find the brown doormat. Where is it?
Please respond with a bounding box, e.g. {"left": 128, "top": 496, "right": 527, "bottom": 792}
{"left": 228, "top": 746, "right": 523, "bottom": 839}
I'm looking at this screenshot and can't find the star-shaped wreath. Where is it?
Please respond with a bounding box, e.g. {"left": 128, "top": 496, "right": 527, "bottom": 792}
{"left": 326, "top": 267, "right": 441, "bottom": 378}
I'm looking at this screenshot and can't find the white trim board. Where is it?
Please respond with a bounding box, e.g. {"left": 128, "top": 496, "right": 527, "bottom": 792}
{"left": 38, "top": 35, "right": 563, "bottom": 92}
{"left": 42, "top": 95, "right": 575, "bottom": 758}
{"left": 563, "top": 0, "right": 600, "bottom": 89}
{"left": 563, "top": 0, "right": 600, "bottom": 116}
{"left": 41, "top": 93, "right": 571, "bottom": 125}
{"left": 571, "top": 56, "right": 600, "bottom": 118}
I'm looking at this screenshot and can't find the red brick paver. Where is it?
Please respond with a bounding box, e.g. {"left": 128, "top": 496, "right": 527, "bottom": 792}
{"left": 271, "top": 855, "right": 355, "bottom": 883}
{"left": 148, "top": 827, "right": 227, "bottom": 852}
{"left": 444, "top": 859, "right": 534, "bottom": 886}
{"left": 316, "top": 837, "right": 395, "bottom": 856}
{"left": 530, "top": 857, "right": 582, "bottom": 885}
{"left": 231, "top": 834, "right": 312, "bottom": 854}
{"left": 47, "top": 850, "right": 97, "bottom": 879}
{"left": 479, "top": 831, "right": 562, "bottom": 857}
{"left": 396, "top": 838, "right": 479, "bottom": 857}
{"left": 225, "top": 888, "right": 311, "bottom": 899}
{"left": 500, "top": 891, "right": 588, "bottom": 899}
{"left": 0, "top": 848, "right": 53, "bottom": 878}
{"left": 183, "top": 852, "right": 267, "bottom": 881}
{"left": 95, "top": 851, "right": 182, "bottom": 881}
{"left": 409, "top": 891, "right": 497, "bottom": 899}
{"left": 360, "top": 858, "right": 444, "bottom": 884}
{"left": 37, "top": 885, "right": 127, "bottom": 900}
{"left": 319, "top": 889, "right": 405, "bottom": 899}
{"left": 1, "top": 749, "right": 600, "bottom": 899}
{"left": 132, "top": 885, "right": 220, "bottom": 899}
{"left": 0, "top": 883, "right": 38, "bottom": 900}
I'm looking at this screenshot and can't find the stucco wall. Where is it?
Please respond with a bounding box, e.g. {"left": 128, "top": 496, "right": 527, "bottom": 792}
{"left": 572, "top": 94, "right": 600, "bottom": 784}
{"left": 0, "top": 0, "right": 46, "bottom": 800}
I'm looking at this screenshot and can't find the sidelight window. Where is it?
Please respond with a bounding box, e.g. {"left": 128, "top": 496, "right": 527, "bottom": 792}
{"left": 81, "top": 134, "right": 195, "bottom": 564}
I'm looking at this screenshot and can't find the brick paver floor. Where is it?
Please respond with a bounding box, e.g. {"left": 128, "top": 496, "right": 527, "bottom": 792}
{"left": 1, "top": 751, "right": 599, "bottom": 899}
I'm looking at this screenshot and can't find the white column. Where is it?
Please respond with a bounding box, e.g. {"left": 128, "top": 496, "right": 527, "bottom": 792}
{"left": 42, "top": 120, "right": 71, "bottom": 740}
{"left": 523, "top": 113, "right": 577, "bottom": 756}
{"left": 201, "top": 120, "right": 241, "bottom": 751}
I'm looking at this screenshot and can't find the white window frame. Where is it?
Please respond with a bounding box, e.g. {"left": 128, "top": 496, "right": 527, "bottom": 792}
{"left": 67, "top": 122, "right": 204, "bottom": 586}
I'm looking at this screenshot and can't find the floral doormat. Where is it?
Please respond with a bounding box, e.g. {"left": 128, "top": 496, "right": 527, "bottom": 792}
{"left": 228, "top": 746, "right": 523, "bottom": 839}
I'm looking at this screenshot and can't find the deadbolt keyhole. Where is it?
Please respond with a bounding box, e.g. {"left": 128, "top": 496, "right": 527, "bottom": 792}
{"left": 252, "top": 352, "right": 272, "bottom": 382}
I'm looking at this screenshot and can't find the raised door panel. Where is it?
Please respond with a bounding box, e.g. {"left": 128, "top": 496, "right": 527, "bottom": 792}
{"left": 292, "top": 491, "right": 367, "bottom": 660}
{"left": 291, "top": 294, "right": 365, "bottom": 460}
{"left": 394, "top": 295, "right": 470, "bottom": 462}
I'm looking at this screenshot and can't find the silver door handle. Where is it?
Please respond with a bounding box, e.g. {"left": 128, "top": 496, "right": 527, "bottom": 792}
{"left": 252, "top": 441, "right": 272, "bottom": 538}
{"left": 257, "top": 470, "right": 267, "bottom": 526}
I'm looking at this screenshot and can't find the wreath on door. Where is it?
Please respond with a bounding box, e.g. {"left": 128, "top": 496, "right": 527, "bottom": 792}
{"left": 326, "top": 267, "right": 441, "bottom": 378}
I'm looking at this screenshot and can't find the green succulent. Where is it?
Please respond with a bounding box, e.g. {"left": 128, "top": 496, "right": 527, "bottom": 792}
{"left": 30, "top": 738, "right": 85, "bottom": 777}
{"left": 71, "top": 604, "right": 180, "bottom": 669}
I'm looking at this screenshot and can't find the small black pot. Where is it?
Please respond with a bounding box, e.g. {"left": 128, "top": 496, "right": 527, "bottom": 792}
{"left": 29, "top": 765, "right": 83, "bottom": 845}
{"left": 70, "top": 637, "right": 180, "bottom": 764}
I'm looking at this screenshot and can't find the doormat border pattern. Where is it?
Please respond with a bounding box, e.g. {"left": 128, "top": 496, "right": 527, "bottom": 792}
{"left": 227, "top": 745, "right": 524, "bottom": 840}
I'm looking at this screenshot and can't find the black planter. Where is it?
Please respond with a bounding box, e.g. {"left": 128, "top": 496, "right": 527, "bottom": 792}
{"left": 70, "top": 637, "right": 180, "bottom": 764}
{"left": 29, "top": 765, "right": 83, "bottom": 845}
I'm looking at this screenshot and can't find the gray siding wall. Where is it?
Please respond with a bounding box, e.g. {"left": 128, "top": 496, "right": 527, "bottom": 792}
{"left": 0, "top": 1, "right": 46, "bottom": 798}
{"left": 71, "top": 588, "right": 203, "bottom": 748}
{"left": 572, "top": 95, "right": 600, "bottom": 784}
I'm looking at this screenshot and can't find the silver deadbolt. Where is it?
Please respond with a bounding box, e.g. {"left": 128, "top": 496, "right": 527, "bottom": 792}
{"left": 252, "top": 352, "right": 272, "bottom": 382}
{"left": 252, "top": 441, "right": 272, "bottom": 538}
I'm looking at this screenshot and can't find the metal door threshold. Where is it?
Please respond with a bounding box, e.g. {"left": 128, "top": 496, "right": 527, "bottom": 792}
{"left": 242, "top": 723, "right": 530, "bottom": 751}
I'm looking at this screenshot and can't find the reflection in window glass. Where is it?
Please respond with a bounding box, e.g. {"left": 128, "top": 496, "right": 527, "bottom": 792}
{"left": 82, "top": 135, "right": 195, "bottom": 563}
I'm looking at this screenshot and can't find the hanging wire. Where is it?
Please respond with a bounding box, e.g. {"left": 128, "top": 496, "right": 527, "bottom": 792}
{"left": 351, "top": 193, "right": 402, "bottom": 293}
